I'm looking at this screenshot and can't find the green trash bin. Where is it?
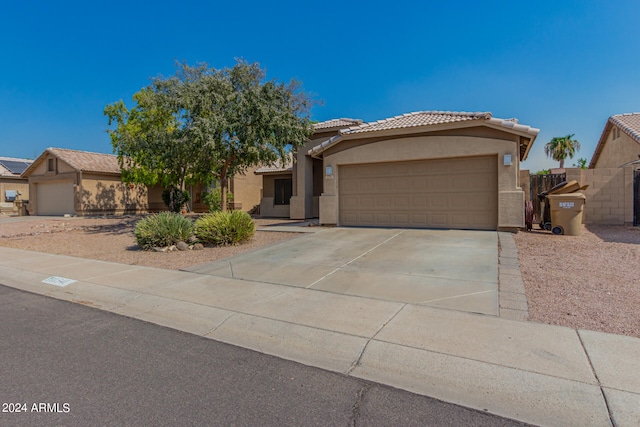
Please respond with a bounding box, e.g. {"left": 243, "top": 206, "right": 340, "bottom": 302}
{"left": 547, "top": 193, "right": 586, "bottom": 236}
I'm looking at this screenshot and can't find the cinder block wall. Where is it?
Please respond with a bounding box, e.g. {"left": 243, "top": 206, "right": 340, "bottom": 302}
{"left": 566, "top": 168, "right": 629, "bottom": 225}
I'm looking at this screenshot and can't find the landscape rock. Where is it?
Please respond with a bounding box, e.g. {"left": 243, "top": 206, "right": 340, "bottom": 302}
{"left": 168, "top": 245, "right": 177, "bottom": 252}
{"left": 192, "top": 243, "right": 204, "bottom": 251}
{"left": 152, "top": 247, "right": 168, "bottom": 253}
{"left": 176, "top": 241, "right": 189, "bottom": 251}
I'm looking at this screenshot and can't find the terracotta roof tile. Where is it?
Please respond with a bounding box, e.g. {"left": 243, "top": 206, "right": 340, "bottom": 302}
{"left": 610, "top": 113, "right": 640, "bottom": 143}
{"left": 308, "top": 110, "right": 539, "bottom": 158}
{"left": 313, "top": 118, "right": 362, "bottom": 130}
{"left": 47, "top": 148, "right": 121, "bottom": 174}
{"left": 343, "top": 111, "right": 491, "bottom": 134}
{"left": 589, "top": 113, "right": 640, "bottom": 168}
{"left": 255, "top": 155, "right": 293, "bottom": 174}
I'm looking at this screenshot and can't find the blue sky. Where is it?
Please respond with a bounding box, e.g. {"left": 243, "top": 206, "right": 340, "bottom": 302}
{"left": 2, "top": 0, "right": 640, "bottom": 172}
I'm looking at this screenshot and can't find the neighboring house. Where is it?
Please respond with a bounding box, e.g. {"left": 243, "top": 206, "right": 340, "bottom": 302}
{"left": 22, "top": 148, "right": 149, "bottom": 216}
{"left": 589, "top": 113, "right": 640, "bottom": 168}
{"left": 0, "top": 157, "right": 32, "bottom": 214}
{"left": 565, "top": 113, "right": 640, "bottom": 225}
{"left": 258, "top": 111, "right": 539, "bottom": 231}
{"left": 23, "top": 148, "right": 262, "bottom": 216}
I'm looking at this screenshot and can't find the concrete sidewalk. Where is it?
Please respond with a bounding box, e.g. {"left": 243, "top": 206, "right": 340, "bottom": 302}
{"left": 0, "top": 245, "right": 639, "bottom": 426}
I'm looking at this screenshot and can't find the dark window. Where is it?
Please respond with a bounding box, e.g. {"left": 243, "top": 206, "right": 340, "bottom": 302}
{"left": 274, "top": 179, "right": 292, "bottom": 205}
{"left": 47, "top": 158, "right": 55, "bottom": 172}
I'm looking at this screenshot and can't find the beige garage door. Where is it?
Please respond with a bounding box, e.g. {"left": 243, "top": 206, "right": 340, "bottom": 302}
{"left": 37, "top": 181, "right": 75, "bottom": 215}
{"left": 339, "top": 156, "right": 498, "bottom": 230}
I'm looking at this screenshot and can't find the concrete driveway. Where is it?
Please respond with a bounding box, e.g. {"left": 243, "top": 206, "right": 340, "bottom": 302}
{"left": 187, "top": 228, "right": 499, "bottom": 315}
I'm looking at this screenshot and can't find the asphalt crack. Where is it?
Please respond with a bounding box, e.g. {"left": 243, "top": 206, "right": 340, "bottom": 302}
{"left": 348, "top": 384, "right": 369, "bottom": 427}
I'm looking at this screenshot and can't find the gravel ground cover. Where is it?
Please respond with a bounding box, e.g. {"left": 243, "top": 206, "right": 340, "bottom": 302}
{"left": 513, "top": 224, "right": 640, "bottom": 339}
{"left": 2, "top": 215, "right": 639, "bottom": 338}
{"left": 0, "top": 215, "right": 299, "bottom": 271}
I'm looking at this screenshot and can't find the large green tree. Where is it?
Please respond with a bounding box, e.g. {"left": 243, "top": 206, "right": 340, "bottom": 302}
{"left": 544, "top": 134, "right": 581, "bottom": 168}
{"left": 105, "top": 60, "right": 314, "bottom": 211}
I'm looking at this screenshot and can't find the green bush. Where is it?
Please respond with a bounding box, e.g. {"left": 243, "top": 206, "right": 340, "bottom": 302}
{"left": 194, "top": 210, "right": 255, "bottom": 246}
{"left": 162, "top": 187, "right": 191, "bottom": 213}
{"left": 202, "top": 188, "right": 234, "bottom": 212}
{"left": 134, "top": 212, "right": 193, "bottom": 250}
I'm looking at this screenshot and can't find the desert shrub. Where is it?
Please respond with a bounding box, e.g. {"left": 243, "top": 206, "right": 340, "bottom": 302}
{"left": 202, "top": 188, "right": 234, "bottom": 212}
{"left": 162, "top": 187, "right": 191, "bottom": 213}
{"left": 194, "top": 210, "right": 255, "bottom": 246}
{"left": 134, "top": 212, "right": 193, "bottom": 249}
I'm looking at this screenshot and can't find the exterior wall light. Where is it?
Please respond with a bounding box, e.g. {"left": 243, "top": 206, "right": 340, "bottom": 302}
{"left": 503, "top": 154, "right": 512, "bottom": 166}
{"left": 325, "top": 166, "right": 333, "bottom": 178}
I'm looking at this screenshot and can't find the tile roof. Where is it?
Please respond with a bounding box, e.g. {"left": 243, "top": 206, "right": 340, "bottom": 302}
{"left": 23, "top": 148, "right": 122, "bottom": 177}
{"left": 589, "top": 113, "right": 640, "bottom": 168}
{"left": 610, "top": 113, "right": 640, "bottom": 143}
{"left": 0, "top": 157, "right": 32, "bottom": 177}
{"left": 48, "top": 148, "right": 121, "bottom": 174}
{"left": 254, "top": 154, "right": 294, "bottom": 174}
{"left": 309, "top": 111, "right": 539, "bottom": 158}
{"left": 313, "top": 118, "right": 363, "bottom": 130}
{"left": 342, "top": 111, "right": 492, "bottom": 134}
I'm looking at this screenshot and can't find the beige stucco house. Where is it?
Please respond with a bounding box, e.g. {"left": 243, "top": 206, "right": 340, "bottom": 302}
{"left": 572, "top": 113, "right": 640, "bottom": 225}
{"left": 23, "top": 148, "right": 263, "bottom": 216}
{"left": 0, "top": 157, "right": 32, "bottom": 214}
{"left": 258, "top": 111, "right": 539, "bottom": 231}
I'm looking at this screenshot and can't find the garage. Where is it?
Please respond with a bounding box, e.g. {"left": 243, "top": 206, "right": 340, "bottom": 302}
{"left": 309, "top": 111, "right": 539, "bottom": 231}
{"left": 339, "top": 156, "right": 498, "bottom": 230}
{"left": 37, "top": 181, "right": 74, "bottom": 215}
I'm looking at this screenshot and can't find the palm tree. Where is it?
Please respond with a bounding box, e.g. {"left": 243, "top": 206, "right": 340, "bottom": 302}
{"left": 544, "top": 134, "right": 581, "bottom": 168}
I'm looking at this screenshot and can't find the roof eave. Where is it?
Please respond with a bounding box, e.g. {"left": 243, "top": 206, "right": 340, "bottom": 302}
{"left": 254, "top": 169, "right": 293, "bottom": 176}
{"left": 589, "top": 120, "right": 613, "bottom": 169}
{"left": 309, "top": 118, "right": 539, "bottom": 158}
{"left": 20, "top": 148, "right": 55, "bottom": 178}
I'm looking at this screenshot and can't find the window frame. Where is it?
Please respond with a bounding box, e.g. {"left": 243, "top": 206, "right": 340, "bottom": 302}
{"left": 274, "top": 178, "right": 292, "bottom": 206}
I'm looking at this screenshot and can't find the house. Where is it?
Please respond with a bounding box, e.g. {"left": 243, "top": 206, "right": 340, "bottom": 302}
{"left": 589, "top": 113, "right": 640, "bottom": 169}
{"left": 564, "top": 113, "right": 640, "bottom": 225}
{"left": 255, "top": 118, "right": 363, "bottom": 218}
{"left": 23, "top": 148, "right": 263, "bottom": 216}
{"left": 257, "top": 111, "right": 539, "bottom": 231}
{"left": 22, "top": 148, "right": 148, "bottom": 216}
{"left": 0, "top": 157, "right": 32, "bottom": 214}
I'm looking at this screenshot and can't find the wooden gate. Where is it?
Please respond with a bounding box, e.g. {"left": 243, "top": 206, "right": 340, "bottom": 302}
{"left": 635, "top": 170, "right": 640, "bottom": 226}
{"left": 529, "top": 173, "right": 566, "bottom": 222}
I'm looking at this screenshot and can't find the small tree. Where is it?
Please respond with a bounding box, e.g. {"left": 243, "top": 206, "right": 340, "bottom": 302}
{"left": 544, "top": 134, "right": 581, "bottom": 168}
{"left": 105, "top": 60, "right": 314, "bottom": 212}
{"left": 180, "top": 60, "right": 315, "bottom": 210}
{"left": 572, "top": 157, "right": 588, "bottom": 169}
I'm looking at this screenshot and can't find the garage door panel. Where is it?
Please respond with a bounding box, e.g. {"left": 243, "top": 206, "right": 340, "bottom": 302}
{"left": 339, "top": 156, "right": 498, "bottom": 230}
{"left": 37, "top": 181, "right": 74, "bottom": 216}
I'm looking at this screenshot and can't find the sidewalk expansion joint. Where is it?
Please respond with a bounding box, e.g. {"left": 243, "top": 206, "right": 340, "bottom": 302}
{"left": 576, "top": 329, "right": 616, "bottom": 426}
{"left": 369, "top": 336, "right": 601, "bottom": 387}
{"left": 306, "top": 231, "right": 404, "bottom": 289}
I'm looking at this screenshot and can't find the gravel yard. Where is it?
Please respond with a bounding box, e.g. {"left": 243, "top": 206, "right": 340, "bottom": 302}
{"left": 513, "top": 224, "right": 640, "bottom": 339}
{"left": 0, "top": 215, "right": 299, "bottom": 271}
{"left": 1, "top": 215, "right": 639, "bottom": 339}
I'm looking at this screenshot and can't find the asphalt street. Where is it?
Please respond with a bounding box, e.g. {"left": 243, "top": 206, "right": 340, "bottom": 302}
{"left": 0, "top": 285, "right": 529, "bottom": 426}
